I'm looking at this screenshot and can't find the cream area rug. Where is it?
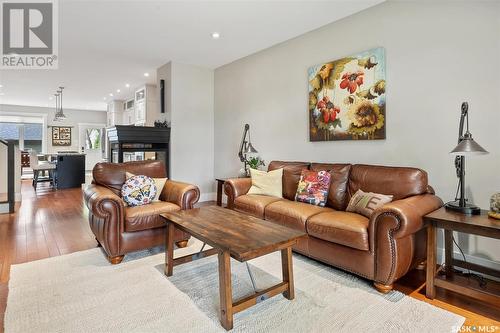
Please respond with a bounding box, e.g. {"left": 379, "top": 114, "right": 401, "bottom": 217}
{"left": 5, "top": 239, "right": 464, "bottom": 333}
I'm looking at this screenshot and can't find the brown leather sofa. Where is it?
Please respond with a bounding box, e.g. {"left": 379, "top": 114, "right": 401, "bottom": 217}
{"left": 83, "top": 160, "right": 200, "bottom": 264}
{"left": 225, "top": 161, "right": 443, "bottom": 293}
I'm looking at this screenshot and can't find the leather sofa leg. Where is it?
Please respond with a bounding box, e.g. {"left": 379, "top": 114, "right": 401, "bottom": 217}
{"left": 108, "top": 255, "right": 125, "bottom": 265}
{"left": 374, "top": 282, "right": 393, "bottom": 293}
{"left": 175, "top": 240, "right": 189, "bottom": 248}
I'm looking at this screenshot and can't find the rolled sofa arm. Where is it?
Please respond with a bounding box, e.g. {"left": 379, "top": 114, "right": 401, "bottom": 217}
{"left": 83, "top": 184, "right": 126, "bottom": 257}
{"left": 369, "top": 194, "right": 443, "bottom": 287}
{"left": 224, "top": 178, "right": 252, "bottom": 209}
{"left": 84, "top": 184, "right": 125, "bottom": 221}
{"left": 161, "top": 180, "right": 200, "bottom": 209}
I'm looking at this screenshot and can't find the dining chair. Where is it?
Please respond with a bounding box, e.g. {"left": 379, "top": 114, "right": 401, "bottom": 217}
{"left": 29, "top": 152, "right": 56, "bottom": 190}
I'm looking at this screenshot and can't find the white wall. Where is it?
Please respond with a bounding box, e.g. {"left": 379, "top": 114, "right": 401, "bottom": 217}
{"left": 165, "top": 62, "right": 215, "bottom": 200}
{"left": 214, "top": 1, "right": 500, "bottom": 263}
{"left": 0, "top": 104, "right": 107, "bottom": 154}
{"left": 0, "top": 144, "right": 21, "bottom": 201}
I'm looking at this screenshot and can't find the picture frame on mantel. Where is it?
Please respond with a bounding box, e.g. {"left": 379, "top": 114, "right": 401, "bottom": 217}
{"left": 52, "top": 126, "right": 72, "bottom": 146}
{"left": 308, "top": 47, "right": 386, "bottom": 141}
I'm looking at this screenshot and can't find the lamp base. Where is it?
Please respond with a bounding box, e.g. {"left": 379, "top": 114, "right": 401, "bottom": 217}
{"left": 445, "top": 201, "right": 481, "bottom": 215}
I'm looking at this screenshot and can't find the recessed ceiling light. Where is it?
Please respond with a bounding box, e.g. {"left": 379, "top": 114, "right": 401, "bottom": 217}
{"left": 116, "top": 89, "right": 121, "bottom": 93}
{"left": 0, "top": 84, "right": 3, "bottom": 88}
{"left": 144, "top": 72, "right": 150, "bottom": 77}
{"left": 49, "top": 96, "right": 53, "bottom": 100}
{"left": 103, "top": 97, "right": 106, "bottom": 100}
{"left": 109, "top": 93, "right": 113, "bottom": 97}
{"left": 211, "top": 32, "right": 220, "bottom": 39}
{"left": 125, "top": 83, "right": 130, "bottom": 88}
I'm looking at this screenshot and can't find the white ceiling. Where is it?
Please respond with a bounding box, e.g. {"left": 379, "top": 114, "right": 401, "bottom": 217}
{"left": 0, "top": 0, "right": 384, "bottom": 111}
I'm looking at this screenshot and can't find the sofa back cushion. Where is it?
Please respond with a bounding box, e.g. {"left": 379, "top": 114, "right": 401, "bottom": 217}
{"left": 268, "top": 161, "right": 310, "bottom": 200}
{"left": 348, "top": 164, "right": 428, "bottom": 201}
{"left": 93, "top": 160, "right": 167, "bottom": 196}
{"left": 310, "top": 163, "right": 352, "bottom": 210}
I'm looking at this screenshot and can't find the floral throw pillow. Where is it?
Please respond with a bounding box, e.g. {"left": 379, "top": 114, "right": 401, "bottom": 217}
{"left": 126, "top": 172, "right": 167, "bottom": 202}
{"left": 294, "top": 170, "right": 331, "bottom": 207}
{"left": 121, "top": 175, "right": 157, "bottom": 207}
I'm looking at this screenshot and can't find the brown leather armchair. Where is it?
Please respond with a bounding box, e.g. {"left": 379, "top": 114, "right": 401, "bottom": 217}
{"left": 83, "top": 160, "right": 200, "bottom": 264}
{"left": 225, "top": 161, "right": 443, "bottom": 292}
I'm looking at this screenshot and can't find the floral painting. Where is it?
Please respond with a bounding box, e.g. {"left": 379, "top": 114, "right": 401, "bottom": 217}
{"left": 308, "top": 47, "right": 386, "bottom": 141}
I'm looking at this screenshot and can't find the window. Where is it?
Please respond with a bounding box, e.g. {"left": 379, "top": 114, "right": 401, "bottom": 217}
{"left": 0, "top": 123, "right": 20, "bottom": 147}
{"left": 0, "top": 122, "right": 43, "bottom": 152}
{"left": 23, "top": 123, "right": 43, "bottom": 152}
{"left": 85, "top": 128, "right": 101, "bottom": 149}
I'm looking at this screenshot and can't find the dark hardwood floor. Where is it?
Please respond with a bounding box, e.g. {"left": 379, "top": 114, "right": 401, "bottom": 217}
{"left": 0, "top": 180, "right": 498, "bottom": 332}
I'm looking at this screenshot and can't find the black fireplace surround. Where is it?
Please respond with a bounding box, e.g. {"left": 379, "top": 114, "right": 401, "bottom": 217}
{"left": 107, "top": 125, "right": 170, "bottom": 177}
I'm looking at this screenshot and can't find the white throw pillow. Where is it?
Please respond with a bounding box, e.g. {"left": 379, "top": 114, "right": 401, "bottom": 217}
{"left": 247, "top": 168, "right": 283, "bottom": 198}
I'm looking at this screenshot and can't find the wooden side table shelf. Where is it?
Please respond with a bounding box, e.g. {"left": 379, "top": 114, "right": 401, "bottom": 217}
{"left": 424, "top": 207, "right": 500, "bottom": 307}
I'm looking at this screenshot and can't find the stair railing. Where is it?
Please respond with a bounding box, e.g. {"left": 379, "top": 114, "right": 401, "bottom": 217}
{"left": 0, "top": 139, "right": 15, "bottom": 213}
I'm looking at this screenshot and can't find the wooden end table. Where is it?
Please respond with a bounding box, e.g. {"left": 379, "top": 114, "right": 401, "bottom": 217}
{"left": 161, "top": 206, "right": 306, "bottom": 330}
{"left": 424, "top": 207, "right": 500, "bottom": 307}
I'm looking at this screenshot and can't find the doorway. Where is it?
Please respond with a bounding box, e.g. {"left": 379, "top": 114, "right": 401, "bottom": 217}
{"left": 78, "top": 123, "right": 105, "bottom": 171}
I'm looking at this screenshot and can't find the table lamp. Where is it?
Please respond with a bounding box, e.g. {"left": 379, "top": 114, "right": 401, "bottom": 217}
{"left": 445, "top": 102, "right": 488, "bottom": 215}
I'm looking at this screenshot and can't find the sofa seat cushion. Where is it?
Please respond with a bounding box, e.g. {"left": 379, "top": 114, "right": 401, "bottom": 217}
{"left": 234, "top": 194, "right": 283, "bottom": 219}
{"left": 265, "top": 200, "right": 333, "bottom": 232}
{"left": 125, "top": 201, "right": 180, "bottom": 232}
{"left": 307, "top": 211, "right": 369, "bottom": 251}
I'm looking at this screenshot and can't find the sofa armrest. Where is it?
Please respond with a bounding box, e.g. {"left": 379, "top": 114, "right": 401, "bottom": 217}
{"left": 84, "top": 184, "right": 125, "bottom": 221}
{"left": 83, "top": 184, "right": 126, "bottom": 257}
{"left": 370, "top": 194, "right": 443, "bottom": 240}
{"left": 161, "top": 180, "right": 200, "bottom": 209}
{"left": 224, "top": 178, "right": 252, "bottom": 209}
{"left": 369, "top": 194, "right": 443, "bottom": 286}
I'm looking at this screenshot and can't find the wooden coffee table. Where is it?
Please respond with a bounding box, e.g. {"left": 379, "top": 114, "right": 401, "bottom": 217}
{"left": 161, "top": 206, "right": 307, "bottom": 330}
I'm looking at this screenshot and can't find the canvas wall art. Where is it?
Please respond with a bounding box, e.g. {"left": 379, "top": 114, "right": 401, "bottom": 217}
{"left": 52, "top": 126, "right": 72, "bottom": 146}
{"left": 308, "top": 47, "right": 386, "bottom": 141}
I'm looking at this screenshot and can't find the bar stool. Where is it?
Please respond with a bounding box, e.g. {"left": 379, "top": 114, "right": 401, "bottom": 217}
{"left": 29, "top": 152, "right": 56, "bottom": 190}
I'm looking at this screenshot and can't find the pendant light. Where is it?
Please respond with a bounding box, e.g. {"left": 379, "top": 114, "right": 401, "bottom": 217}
{"left": 57, "top": 87, "right": 66, "bottom": 120}
{"left": 54, "top": 86, "right": 67, "bottom": 121}
{"left": 53, "top": 92, "right": 61, "bottom": 121}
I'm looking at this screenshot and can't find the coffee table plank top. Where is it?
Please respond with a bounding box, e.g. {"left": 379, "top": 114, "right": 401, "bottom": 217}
{"left": 161, "top": 206, "right": 306, "bottom": 261}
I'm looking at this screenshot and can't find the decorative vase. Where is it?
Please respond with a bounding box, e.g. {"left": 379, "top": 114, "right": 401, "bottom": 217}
{"left": 489, "top": 193, "right": 500, "bottom": 219}
{"left": 238, "top": 168, "right": 248, "bottom": 178}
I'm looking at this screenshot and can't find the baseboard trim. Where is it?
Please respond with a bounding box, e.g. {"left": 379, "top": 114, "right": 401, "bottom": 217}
{"left": 0, "top": 203, "right": 8, "bottom": 214}
{"left": 199, "top": 192, "right": 216, "bottom": 202}
{"left": 437, "top": 247, "right": 500, "bottom": 280}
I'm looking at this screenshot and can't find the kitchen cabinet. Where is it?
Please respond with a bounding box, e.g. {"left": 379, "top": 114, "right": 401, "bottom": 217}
{"left": 106, "top": 100, "right": 124, "bottom": 127}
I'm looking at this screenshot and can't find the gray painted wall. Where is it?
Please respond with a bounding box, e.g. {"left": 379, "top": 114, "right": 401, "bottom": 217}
{"left": 214, "top": 1, "right": 500, "bottom": 262}
{"left": 167, "top": 62, "right": 215, "bottom": 199}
